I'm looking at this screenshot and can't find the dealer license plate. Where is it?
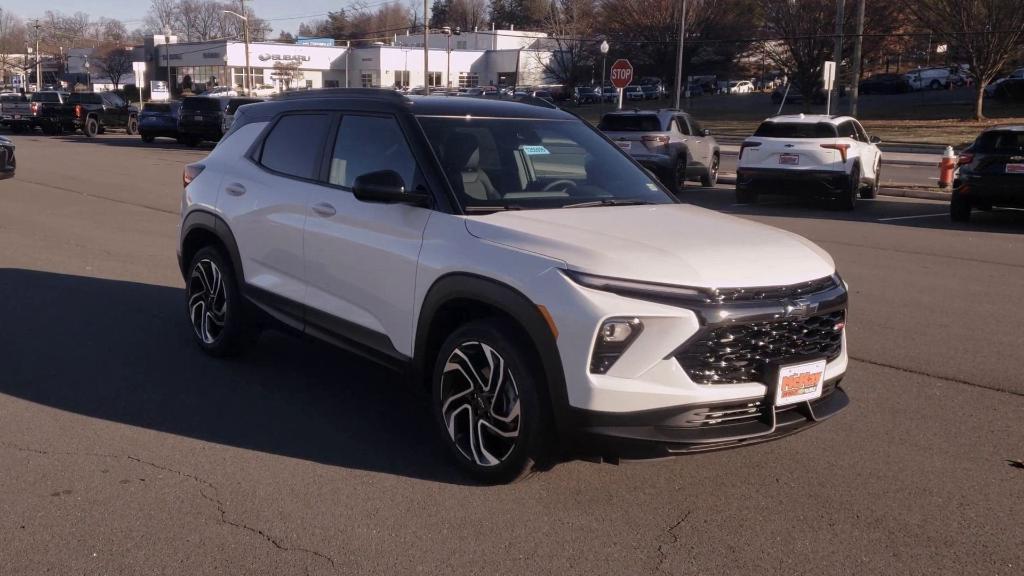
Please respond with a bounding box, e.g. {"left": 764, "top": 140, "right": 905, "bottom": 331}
{"left": 779, "top": 153, "right": 800, "bottom": 165}
{"left": 775, "top": 359, "right": 827, "bottom": 406}
{"left": 616, "top": 141, "right": 632, "bottom": 151}
{"left": 1005, "top": 163, "right": 1024, "bottom": 174}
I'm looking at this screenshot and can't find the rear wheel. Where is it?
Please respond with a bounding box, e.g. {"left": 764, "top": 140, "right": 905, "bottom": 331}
{"left": 126, "top": 116, "right": 138, "bottom": 135}
{"left": 860, "top": 162, "right": 880, "bottom": 199}
{"left": 950, "top": 191, "right": 972, "bottom": 222}
{"left": 83, "top": 117, "right": 98, "bottom": 138}
{"left": 668, "top": 158, "right": 687, "bottom": 194}
{"left": 432, "top": 319, "right": 547, "bottom": 484}
{"left": 701, "top": 154, "right": 720, "bottom": 187}
{"left": 833, "top": 165, "right": 859, "bottom": 210}
{"left": 929, "top": 79, "right": 941, "bottom": 90}
{"left": 186, "top": 246, "right": 248, "bottom": 357}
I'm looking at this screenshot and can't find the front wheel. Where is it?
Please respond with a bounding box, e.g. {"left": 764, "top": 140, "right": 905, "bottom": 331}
{"left": 186, "top": 246, "right": 248, "bottom": 357}
{"left": 432, "top": 319, "right": 547, "bottom": 484}
{"left": 701, "top": 154, "right": 719, "bottom": 187}
{"left": 126, "top": 117, "right": 138, "bottom": 135}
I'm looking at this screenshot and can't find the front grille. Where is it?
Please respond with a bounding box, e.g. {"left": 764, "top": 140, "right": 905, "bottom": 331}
{"left": 676, "top": 311, "right": 845, "bottom": 384}
{"left": 712, "top": 276, "right": 838, "bottom": 302}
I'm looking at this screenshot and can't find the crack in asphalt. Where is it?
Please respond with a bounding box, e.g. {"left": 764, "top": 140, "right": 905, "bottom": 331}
{"left": 655, "top": 510, "right": 693, "bottom": 575}
{"left": 18, "top": 177, "right": 180, "bottom": 216}
{"left": 1, "top": 442, "right": 339, "bottom": 572}
{"left": 849, "top": 356, "right": 1024, "bottom": 398}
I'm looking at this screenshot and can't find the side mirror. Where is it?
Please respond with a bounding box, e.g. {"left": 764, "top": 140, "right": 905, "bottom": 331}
{"left": 870, "top": 135, "right": 882, "bottom": 144}
{"left": 352, "top": 170, "right": 429, "bottom": 207}
{"left": 702, "top": 128, "right": 712, "bottom": 136}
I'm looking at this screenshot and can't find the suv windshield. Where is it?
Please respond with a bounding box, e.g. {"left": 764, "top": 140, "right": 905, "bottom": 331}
{"left": 598, "top": 115, "right": 663, "bottom": 132}
{"left": 754, "top": 122, "right": 838, "bottom": 138}
{"left": 416, "top": 116, "right": 674, "bottom": 211}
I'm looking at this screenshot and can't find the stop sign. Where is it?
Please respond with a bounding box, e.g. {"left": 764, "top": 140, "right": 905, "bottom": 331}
{"left": 610, "top": 59, "right": 634, "bottom": 89}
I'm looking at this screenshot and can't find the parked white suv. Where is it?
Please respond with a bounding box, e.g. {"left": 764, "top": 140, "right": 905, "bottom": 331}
{"left": 904, "top": 67, "right": 952, "bottom": 90}
{"left": 178, "top": 90, "right": 850, "bottom": 483}
{"left": 736, "top": 114, "right": 882, "bottom": 209}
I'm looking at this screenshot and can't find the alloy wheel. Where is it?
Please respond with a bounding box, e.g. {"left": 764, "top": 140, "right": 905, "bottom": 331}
{"left": 188, "top": 258, "right": 228, "bottom": 345}
{"left": 440, "top": 341, "right": 521, "bottom": 467}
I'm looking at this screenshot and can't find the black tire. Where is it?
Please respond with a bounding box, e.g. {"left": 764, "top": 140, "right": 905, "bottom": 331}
{"left": 701, "top": 154, "right": 720, "bottom": 187}
{"left": 83, "top": 117, "right": 98, "bottom": 138}
{"left": 141, "top": 133, "right": 155, "bottom": 143}
{"left": 10, "top": 123, "right": 23, "bottom": 134}
{"left": 735, "top": 186, "right": 758, "bottom": 204}
{"left": 431, "top": 319, "right": 547, "bottom": 484}
{"left": 185, "top": 246, "right": 248, "bottom": 357}
{"left": 833, "top": 165, "right": 859, "bottom": 210}
{"left": 187, "top": 136, "right": 201, "bottom": 147}
{"left": 126, "top": 116, "right": 138, "bottom": 135}
{"left": 950, "top": 191, "right": 971, "bottom": 222}
{"left": 97, "top": 125, "right": 106, "bottom": 135}
{"left": 860, "top": 162, "right": 879, "bottom": 199}
{"left": 41, "top": 122, "right": 55, "bottom": 136}
{"left": 929, "top": 79, "right": 941, "bottom": 90}
{"left": 667, "top": 158, "right": 687, "bottom": 194}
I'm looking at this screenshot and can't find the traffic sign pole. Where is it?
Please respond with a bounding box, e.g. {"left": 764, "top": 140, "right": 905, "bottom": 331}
{"left": 609, "top": 59, "right": 633, "bottom": 111}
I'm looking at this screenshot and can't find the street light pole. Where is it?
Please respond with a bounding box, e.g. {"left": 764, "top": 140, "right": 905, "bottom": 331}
{"left": 599, "top": 40, "right": 609, "bottom": 114}
{"left": 33, "top": 20, "right": 41, "bottom": 91}
{"left": 423, "top": 0, "right": 429, "bottom": 90}
{"left": 224, "top": 7, "right": 251, "bottom": 94}
{"left": 674, "top": 0, "right": 686, "bottom": 109}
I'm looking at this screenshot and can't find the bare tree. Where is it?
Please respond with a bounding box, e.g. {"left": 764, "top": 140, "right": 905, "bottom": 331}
{"left": 146, "top": 0, "right": 180, "bottom": 33}
{"left": 0, "top": 8, "right": 26, "bottom": 84}
{"left": 536, "top": 0, "right": 597, "bottom": 89}
{"left": 907, "top": 0, "right": 1024, "bottom": 119}
{"left": 92, "top": 44, "right": 134, "bottom": 89}
{"left": 762, "top": 0, "right": 842, "bottom": 111}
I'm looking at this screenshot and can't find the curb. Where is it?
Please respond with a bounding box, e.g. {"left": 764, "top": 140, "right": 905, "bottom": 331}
{"left": 717, "top": 174, "right": 951, "bottom": 202}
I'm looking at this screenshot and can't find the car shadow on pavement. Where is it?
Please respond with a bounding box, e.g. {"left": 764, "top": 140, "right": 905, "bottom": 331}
{"left": 51, "top": 134, "right": 214, "bottom": 151}
{"left": 0, "top": 268, "right": 472, "bottom": 485}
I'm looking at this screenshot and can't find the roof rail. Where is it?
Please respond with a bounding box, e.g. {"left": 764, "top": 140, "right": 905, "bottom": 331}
{"left": 273, "top": 88, "right": 409, "bottom": 101}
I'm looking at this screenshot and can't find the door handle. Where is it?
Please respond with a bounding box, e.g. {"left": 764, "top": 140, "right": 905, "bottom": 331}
{"left": 312, "top": 202, "right": 336, "bottom": 217}
{"left": 225, "top": 183, "right": 246, "bottom": 196}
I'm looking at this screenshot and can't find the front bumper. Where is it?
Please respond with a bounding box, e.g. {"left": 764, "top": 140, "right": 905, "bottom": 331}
{"left": 572, "top": 378, "right": 848, "bottom": 458}
{"left": 737, "top": 167, "right": 851, "bottom": 195}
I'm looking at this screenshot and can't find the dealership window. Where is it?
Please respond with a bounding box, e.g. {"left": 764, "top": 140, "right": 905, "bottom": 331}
{"left": 232, "top": 67, "right": 263, "bottom": 89}
{"left": 360, "top": 71, "right": 378, "bottom": 87}
{"left": 394, "top": 70, "right": 410, "bottom": 88}
{"left": 456, "top": 40, "right": 468, "bottom": 50}
{"left": 177, "top": 65, "right": 228, "bottom": 92}
{"left": 458, "top": 72, "right": 479, "bottom": 88}
{"left": 427, "top": 71, "right": 442, "bottom": 87}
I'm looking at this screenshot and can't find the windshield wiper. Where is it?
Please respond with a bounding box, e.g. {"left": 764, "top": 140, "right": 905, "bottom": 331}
{"left": 562, "top": 199, "right": 656, "bottom": 209}
{"left": 464, "top": 204, "right": 524, "bottom": 213}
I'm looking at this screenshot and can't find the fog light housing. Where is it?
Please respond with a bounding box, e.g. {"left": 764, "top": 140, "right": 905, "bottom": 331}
{"left": 590, "top": 318, "right": 644, "bottom": 374}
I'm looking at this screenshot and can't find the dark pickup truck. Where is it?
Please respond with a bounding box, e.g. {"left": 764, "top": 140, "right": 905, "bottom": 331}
{"left": 43, "top": 92, "right": 139, "bottom": 137}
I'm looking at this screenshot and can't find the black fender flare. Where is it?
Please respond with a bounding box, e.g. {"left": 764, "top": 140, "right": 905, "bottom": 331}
{"left": 414, "top": 273, "right": 573, "bottom": 449}
{"left": 179, "top": 210, "right": 244, "bottom": 283}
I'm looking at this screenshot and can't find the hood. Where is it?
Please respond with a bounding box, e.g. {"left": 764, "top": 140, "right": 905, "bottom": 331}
{"left": 465, "top": 204, "right": 835, "bottom": 288}
{"left": 0, "top": 135, "right": 11, "bottom": 147}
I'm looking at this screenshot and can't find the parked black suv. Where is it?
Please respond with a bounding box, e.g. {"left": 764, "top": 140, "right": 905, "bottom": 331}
{"left": 178, "top": 96, "right": 230, "bottom": 146}
{"left": 951, "top": 126, "right": 1024, "bottom": 221}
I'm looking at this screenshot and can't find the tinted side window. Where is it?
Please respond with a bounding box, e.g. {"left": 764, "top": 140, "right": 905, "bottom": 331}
{"left": 329, "top": 115, "right": 417, "bottom": 190}
{"left": 688, "top": 116, "right": 704, "bottom": 135}
{"left": 836, "top": 121, "right": 857, "bottom": 140}
{"left": 674, "top": 116, "right": 691, "bottom": 135}
{"left": 853, "top": 121, "right": 869, "bottom": 142}
{"left": 260, "top": 113, "right": 331, "bottom": 180}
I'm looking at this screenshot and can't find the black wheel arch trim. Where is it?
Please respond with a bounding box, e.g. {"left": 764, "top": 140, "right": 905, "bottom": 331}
{"left": 179, "top": 210, "right": 245, "bottom": 284}
{"left": 414, "top": 273, "right": 574, "bottom": 451}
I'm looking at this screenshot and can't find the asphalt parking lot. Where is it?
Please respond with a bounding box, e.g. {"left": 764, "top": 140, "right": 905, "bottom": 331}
{"left": 1, "top": 133, "right": 1022, "bottom": 575}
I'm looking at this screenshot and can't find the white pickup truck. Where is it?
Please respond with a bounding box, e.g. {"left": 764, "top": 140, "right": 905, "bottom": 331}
{"left": 0, "top": 93, "right": 32, "bottom": 131}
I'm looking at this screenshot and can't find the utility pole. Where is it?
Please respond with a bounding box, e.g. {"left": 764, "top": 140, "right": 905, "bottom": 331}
{"left": 673, "top": 0, "right": 687, "bottom": 109}
{"left": 241, "top": 0, "right": 251, "bottom": 94}
{"left": 833, "top": 0, "right": 845, "bottom": 109}
{"left": 33, "top": 20, "right": 41, "bottom": 91}
{"left": 423, "top": 0, "right": 429, "bottom": 90}
{"left": 849, "top": 0, "right": 865, "bottom": 116}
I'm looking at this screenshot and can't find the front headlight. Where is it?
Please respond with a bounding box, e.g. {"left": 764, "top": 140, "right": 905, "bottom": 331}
{"left": 564, "top": 270, "right": 712, "bottom": 303}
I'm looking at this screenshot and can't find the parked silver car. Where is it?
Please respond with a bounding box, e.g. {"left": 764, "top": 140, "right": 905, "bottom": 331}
{"left": 598, "top": 109, "right": 720, "bottom": 193}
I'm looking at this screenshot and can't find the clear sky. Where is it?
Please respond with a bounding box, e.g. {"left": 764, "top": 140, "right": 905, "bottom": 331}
{"left": 2, "top": 0, "right": 344, "bottom": 34}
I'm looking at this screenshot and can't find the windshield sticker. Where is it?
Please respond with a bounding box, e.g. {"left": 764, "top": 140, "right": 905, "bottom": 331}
{"left": 521, "top": 145, "right": 550, "bottom": 155}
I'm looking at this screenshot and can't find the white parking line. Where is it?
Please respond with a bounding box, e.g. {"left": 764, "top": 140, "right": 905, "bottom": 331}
{"left": 877, "top": 212, "right": 950, "bottom": 222}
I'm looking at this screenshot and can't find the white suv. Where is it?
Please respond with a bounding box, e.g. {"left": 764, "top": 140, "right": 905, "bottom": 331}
{"left": 736, "top": 114, "right": 882, "bottom": 209}
{"left": 178, "top": 90, "right": 850, "bottom": 483}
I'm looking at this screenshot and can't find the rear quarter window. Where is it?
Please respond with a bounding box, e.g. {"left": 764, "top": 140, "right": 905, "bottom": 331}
{"left": 31, "top": 92, "right": 61, "bottom": 103}
{"left": 259, "top": 113, "right": 331, "bottom": 180}
{"left": 975, "top": 131, "right": 1024, "bottom": 153}
{"left": 754, "top": 122, "right": 838, "bottom": 138}
{"left": 598, "top": 115, "right": 664, "bottom": 132}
